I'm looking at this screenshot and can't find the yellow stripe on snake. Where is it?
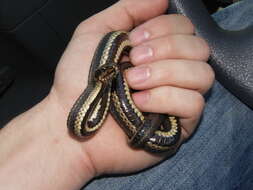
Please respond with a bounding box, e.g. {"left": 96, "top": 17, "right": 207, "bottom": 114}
{"left": 67, "top": 31, "right": 181, "bottom": 153}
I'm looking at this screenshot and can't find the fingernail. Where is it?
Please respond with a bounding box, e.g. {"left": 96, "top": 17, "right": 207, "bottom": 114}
{"left": 132, "top": 91, "right": 150, "bottom": 105}
{"left": 126, "top": 66, "right": 151, "bottom": 84}
{"left": 130, "top": 28, "right": 150, "bottom": 44}
{"left": 131, "top": 46, "right": 153, "bottom": 63}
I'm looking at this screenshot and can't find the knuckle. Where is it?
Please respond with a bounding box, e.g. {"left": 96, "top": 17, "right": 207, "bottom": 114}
{"left": 198, "top": 62, "right": 215, "bottom": 91}
{"left": 177, "top": 15, "right": 195, "bottom": 32}
{"left": 117, "top": 1, "right": 136, "bottom": 27}
{"left": 204, "top": 64, "right": 215, "bottom": 85}
{"left": 189, "top": 92, "right": 205, "bottom": 118}
{"left": 74, "top": 22, "right": 85, "bottom": 36}
{"left": 192, "top": 93, "right": 205, "bottom": 117}
{"left": 73, "top": 20, "right": 92, "bottom": 36}
{"left": 166, "top": 14, "right": 195, "bottom": 33}
{"left": 196, "top": 37, "right": 210, "bottom": 60}
{"left": 182, "top": 15, "right": 194, "bottom": 26}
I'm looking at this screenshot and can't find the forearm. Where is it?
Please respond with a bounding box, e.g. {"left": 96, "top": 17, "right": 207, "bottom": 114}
{"left": 0, "top": 97, "right": 93, "bottom": 190}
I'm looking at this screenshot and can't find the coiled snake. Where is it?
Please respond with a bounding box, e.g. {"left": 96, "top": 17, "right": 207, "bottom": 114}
{"left": 67, "top": 31, "right": 181, "bottom": 153}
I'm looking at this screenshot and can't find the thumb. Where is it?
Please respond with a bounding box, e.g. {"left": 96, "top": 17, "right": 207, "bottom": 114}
{"left": 54, "top": 0, "right": 168, "bottom": 106}
{"left": 74, "top": 0, "right": 168, "bottom": 36}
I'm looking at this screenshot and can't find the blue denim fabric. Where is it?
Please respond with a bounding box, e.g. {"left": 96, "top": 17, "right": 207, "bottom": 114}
{"left": 84, "top": 1, "right": 253, "bottom": 189}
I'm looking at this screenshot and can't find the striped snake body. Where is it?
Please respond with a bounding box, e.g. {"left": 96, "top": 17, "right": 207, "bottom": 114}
{"left": 67, "top": 31, "right": 181, "bottom": 153}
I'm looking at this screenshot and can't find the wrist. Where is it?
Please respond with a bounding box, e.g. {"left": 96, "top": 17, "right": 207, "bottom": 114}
{"left": 0, "top": 94, "right": 95, "bottom": 189}
{"left": 40, "top": 94, "right": 97, "bottom": 186}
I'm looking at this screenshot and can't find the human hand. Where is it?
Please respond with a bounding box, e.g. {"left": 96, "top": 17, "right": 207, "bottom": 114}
{"left": 47, "top": 0, "right": 213, "bottom": 181}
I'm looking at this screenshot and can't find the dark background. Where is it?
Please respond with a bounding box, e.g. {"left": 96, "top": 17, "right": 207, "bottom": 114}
{"left": 0, "top": 0, "right": 234, "bottom": 127}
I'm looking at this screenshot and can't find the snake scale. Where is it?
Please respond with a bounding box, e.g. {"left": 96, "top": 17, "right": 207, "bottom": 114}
{"left": 67, "top": 31, "right": 181, "bottom": 153}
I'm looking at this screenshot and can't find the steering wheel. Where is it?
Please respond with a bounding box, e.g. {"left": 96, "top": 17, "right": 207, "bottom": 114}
{"left": 169, "top": 0, "right": 253, "bottom": 109}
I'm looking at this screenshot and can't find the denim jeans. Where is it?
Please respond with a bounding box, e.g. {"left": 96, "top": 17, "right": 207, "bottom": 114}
{"left": 84, "top": 1, "right": 253, "bottom": 189}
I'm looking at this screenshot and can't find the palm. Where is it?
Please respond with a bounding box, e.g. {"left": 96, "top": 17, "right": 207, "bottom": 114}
{"left": 51, "top": 33, "right": 163, "bottom": 174}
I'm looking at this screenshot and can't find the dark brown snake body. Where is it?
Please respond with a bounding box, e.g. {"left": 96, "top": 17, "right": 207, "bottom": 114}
{"left": 67, "top": 31, "right": 181, "bottom": 153}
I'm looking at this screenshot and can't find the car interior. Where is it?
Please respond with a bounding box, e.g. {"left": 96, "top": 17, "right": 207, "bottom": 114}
{"left": 0, "top": 0, "right": 237, "bottom": 127}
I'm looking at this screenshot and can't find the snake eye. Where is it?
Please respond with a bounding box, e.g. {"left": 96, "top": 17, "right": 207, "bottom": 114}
{"left": 95, "top": 64, "right": 118, "bottom": 82}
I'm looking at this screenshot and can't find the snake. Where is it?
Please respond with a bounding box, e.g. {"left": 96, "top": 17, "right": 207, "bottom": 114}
{"left": 67, "top": 31, "right": 181, "bottom": 153}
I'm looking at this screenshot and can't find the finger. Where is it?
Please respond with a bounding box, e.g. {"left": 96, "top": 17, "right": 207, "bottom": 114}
{"left": 180, "top": 117, "right": 200, "bottom": 139}
{"left": 125, "top": 59, "right": 215, "bottom": 94}
{"left": 58, "top": 0, "right": 168, "bottom": 96}
{"left": 132, "top": 86, "right": 205, "bottom": 119}
{"left": 129, "top": 14, "right": 195, "bottom": 45}
{"left": 132, "top": 86, "right": 205, "bottom": 138}
{"left": 130, "top": 35, "right": 210, "bottom": 65}
{"left": 74, "top": 0, "right": 169, "bottom": 36}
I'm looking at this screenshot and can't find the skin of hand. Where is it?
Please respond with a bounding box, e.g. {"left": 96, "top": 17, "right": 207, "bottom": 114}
{"left": 0, "top": 0, "right": 214, "bottom": 189}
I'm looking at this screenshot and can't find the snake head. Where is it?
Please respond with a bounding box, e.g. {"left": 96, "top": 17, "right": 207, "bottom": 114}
{"left": 95, "top": 63, "right": 118, "bottom": 82}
